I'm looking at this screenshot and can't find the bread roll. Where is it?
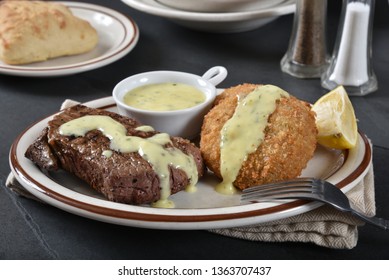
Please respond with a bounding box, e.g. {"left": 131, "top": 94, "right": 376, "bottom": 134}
{"left": 0, "top": 1, "right": 98, "bottom": 65}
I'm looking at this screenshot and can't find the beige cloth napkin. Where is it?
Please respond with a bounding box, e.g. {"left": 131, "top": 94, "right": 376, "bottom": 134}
{"left": 6, "top": 99, "right": 376, "bottom": 250}
{"left": 210, "top": 166, "right": 375, "bottom": 249}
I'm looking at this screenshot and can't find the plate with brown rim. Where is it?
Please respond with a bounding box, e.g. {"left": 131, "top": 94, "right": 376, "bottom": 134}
{"left": 9, "top": 96, "right": 372, "bottom": 229}
{"left": 0, "top": 2, "right": 139, "bottom": 77}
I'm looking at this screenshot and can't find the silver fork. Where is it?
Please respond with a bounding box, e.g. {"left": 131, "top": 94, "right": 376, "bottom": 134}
{"left": 241, "top": 178, "right": 389, "bottom": 230}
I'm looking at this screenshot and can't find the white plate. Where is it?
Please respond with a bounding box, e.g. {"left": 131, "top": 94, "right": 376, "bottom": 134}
{"left": 0, "top": 2, "right": 139, "bottom": 77}
{"left": 9, "top": 97, "right": 372, "bottom": 230}
{"left": 121, "top": 0, "right": 295, "bottom": 33}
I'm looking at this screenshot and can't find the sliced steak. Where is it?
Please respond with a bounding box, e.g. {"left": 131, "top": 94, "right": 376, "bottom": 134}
{"left": 25, "top": 105, "right": 205, "bottom": 205}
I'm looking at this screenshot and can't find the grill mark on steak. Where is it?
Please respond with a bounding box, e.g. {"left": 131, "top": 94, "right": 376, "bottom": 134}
{"left": 25, "top": 104, "right": 205, "bottom": 205}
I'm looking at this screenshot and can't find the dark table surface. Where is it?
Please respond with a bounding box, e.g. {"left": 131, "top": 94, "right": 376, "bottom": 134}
{"left": 1, "top": 0, "right": 389, "bottom": 260}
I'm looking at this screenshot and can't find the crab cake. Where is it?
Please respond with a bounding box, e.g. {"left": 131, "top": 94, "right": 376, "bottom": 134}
{"left": 200, "top": 84, "right": 317, "bottom": 193}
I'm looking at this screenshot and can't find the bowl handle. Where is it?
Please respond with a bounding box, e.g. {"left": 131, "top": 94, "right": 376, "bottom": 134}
{"left": 202, "top": 66, "right": 228, "bottom": 86}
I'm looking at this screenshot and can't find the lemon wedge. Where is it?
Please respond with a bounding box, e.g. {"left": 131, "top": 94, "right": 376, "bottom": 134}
{"left": 312, "top": 86, "right": 358, "bottom": 149}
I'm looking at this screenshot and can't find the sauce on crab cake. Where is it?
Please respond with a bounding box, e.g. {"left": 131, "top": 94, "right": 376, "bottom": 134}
{"left": 200, "top": 84, "right": 318, "bottom": 194}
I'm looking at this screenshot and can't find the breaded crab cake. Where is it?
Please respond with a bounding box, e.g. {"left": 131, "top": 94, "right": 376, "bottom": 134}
{"left": 200, "top": 84, "right": 317, "bottom": 193}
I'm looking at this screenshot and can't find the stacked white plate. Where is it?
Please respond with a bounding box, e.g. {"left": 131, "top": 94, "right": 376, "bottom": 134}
{"left": 121, "top": 0, "right": 296, "bottom": 33}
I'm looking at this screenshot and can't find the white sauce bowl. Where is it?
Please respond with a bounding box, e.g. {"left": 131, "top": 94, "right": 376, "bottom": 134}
{"left": 113, "top": 66, "right": 227, "bottom": 139}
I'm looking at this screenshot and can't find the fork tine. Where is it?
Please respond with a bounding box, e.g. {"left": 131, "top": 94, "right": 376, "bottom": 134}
{"left": 240, "top": 177, "right": 322, "bottom": 202}
{"left": 241, "top": 186, "right": 314, "bottom": 200}
{"left": 242, "top": 191, "right": 318, "bottom": 202}
{"left": 242, "top": 177, "right": 315, "bottom": 194}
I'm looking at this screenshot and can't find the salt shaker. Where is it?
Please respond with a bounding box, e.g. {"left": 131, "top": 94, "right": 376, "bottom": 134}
{"left": 280, "top": 0, "right": 329, "bottom": 78}
{"left": 321, "top": 0, "right": 377, "bottom": 96}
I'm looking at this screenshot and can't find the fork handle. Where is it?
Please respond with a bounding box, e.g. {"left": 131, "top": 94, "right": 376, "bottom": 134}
{"left": 351, "top": 210, "right": 389, "bottom": 230}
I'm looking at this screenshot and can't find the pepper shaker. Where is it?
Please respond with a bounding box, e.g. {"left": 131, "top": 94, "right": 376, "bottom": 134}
{"left": 321, "top": 0, "right": 377, "bottom": 96}
{"left": 280, "top": 0, "right": 329, "bottom": 78}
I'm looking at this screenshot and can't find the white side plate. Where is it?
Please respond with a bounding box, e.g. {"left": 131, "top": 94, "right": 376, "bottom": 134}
{"left": 0, "top": 2, "right": 139, "bottom": 77}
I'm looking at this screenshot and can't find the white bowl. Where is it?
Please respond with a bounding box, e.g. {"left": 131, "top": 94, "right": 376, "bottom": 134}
{"left": 156, "top": 0, "right": 284, "bottom": 12}
{"left": 121, "top": 0, "right": 296, "bottom": 33}
{"left": 113, "top": 66, "right": 227, "bottom": 139}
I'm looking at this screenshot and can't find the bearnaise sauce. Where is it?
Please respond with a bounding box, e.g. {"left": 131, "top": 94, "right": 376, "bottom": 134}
{"left": 217, "top": 85, "right": 290, "bottom": 195}
{"left": 59, "top": 115, "right": 199, "bottom": 208}
{"left": 123, "top": 83, "right": 206, "bottom": 111}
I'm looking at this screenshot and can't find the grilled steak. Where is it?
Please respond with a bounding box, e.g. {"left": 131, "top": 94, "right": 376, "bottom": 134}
{"left": 25, "top": 105, "right": 205, "bottom": 205}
